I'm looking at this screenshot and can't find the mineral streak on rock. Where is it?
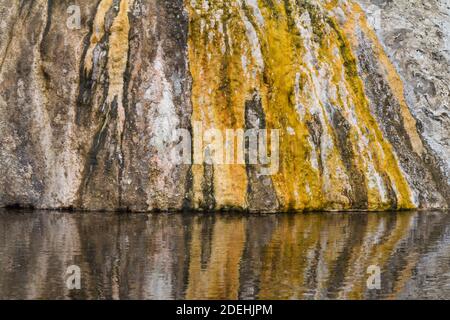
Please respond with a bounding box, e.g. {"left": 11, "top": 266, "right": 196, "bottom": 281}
{"left": 0, "top": 0, "right": 448, "bottom": 212}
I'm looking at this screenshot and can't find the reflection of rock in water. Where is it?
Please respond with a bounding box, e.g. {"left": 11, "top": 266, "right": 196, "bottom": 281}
{"left": 0, "top": 212, "right": 82, "bottom": 299}
{"left": 73, "top": 214, "right": 194, "bottom": 299}
{"left": 238, "top": 215, "right": 279, "bottom": 299}
{"left": 0, "top": 210, "right": 449, "bottom": 299}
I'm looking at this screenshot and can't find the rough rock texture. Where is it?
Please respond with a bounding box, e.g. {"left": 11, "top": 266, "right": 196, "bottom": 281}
{"left": 0, "top": 0, "right": 448, "bottom": 212}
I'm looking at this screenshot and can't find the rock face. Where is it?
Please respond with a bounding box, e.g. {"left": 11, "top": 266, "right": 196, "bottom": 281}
{"left": 0, "top": 0, "right": 448, "bottom": 212}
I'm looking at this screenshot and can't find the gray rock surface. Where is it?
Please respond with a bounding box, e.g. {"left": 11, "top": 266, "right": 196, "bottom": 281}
{"left": 0, "top": 0, "right": 448, "bottom": 212}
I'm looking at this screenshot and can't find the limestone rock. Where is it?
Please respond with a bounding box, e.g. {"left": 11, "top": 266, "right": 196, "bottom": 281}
{"left": 0, "top": 0, "right": 448, "bottom": 212}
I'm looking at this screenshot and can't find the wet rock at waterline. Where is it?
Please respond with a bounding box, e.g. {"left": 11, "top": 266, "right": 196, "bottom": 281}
{"left": 0, "top": 0, "right": 448, "bottom": 212}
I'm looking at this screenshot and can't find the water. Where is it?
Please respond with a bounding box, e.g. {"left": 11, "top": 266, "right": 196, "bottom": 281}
{"left": 0, "top": 209, "right": 449, "bottom": 300}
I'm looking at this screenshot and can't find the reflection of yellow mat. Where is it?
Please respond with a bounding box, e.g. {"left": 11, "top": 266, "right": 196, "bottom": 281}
{"left": 186, "top": 218, "right": 246, "bottom": 299}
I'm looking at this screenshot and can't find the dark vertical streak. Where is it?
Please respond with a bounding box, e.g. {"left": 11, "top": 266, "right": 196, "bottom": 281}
{"left": 78, "top": 105, "right": 113, "bottom": 203}
{"left": 119, "top": 5, "right": 135, "bottom": 209}
{"left": 381, "top": 172, "right": 399, "bottom": 210}
{"left": 39, "top": 0, "right": 53, "bottom": 57}
{"left": 201, "top": 165, "right": 216, "bottom": 211}
{"left": 306, "top": 114, "right": 324, "bottom": 175}
{"left": 244, "top": 93, "right": 279, "bottom": 212}
{"left": 76, "top": 0, "right": 104, "bottom": 126}
{"left": 328, "top": 104, "right": 369, "bottom": 209}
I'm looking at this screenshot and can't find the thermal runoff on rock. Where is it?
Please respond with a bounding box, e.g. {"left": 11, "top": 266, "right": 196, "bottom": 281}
{"left": 0, "top": 0, "right": 448, "bottom": 212}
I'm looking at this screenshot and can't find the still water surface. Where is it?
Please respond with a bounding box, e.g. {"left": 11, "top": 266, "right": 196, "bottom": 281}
{"left": 0, "top": 209, "right": 449, "bottom": 299}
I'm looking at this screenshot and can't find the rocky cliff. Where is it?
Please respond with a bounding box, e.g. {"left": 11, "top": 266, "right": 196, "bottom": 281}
{"left": 0, "top": 0, "right": 448, "bottom": 212}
